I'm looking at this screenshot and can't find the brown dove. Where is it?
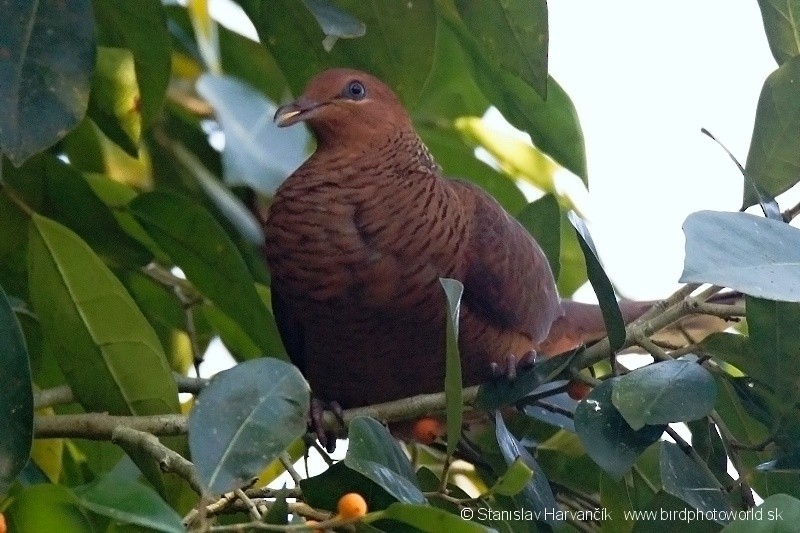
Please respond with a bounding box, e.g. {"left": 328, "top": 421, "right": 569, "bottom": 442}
{"left": 264, "top": 69, "right": 656, "bottom": 411}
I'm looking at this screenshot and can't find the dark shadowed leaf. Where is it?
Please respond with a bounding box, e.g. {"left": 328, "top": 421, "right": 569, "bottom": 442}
{"left": 454, "top": 0, "right": 548, "bottom": 98}
{"left": 196, "top": 74, "right": 309, "bottom": 195}
{"left": 570, "top": 213, "right": 625, "bottom": 352}
{"left": 476, "top": 350, "right": 573, "bottom": 410}
{"left": 757, "top": 0, "right": 800, "bottom": 65}
{"left": 74, "top": 471, "right": 183, "bottom": 533}
{"left": 238, "top": 0, "right": 436, "bottom": 110}
{"left": 746, "top": 296, "right": 800, "bottom": 404}
{"left": 744, "top": 56, "right": 800, "bottom": 207}
{"left": 660, "top": 441, "right": 732, "bottom": 520}
{"left": 440, "top": 278, "right": 464, "bottom": 455}
{"left": 681, "top": 211, "right": 800, "bottom": 301}
{"left": 300, "top": 461, "right": 398, "bottom": 512}
{"left": 262, "top": 486, "right": 290, "bottom": 525}
{"left": 0, "top": 0, "right": 94, "bottom": 165}
{"left": 0, "top": 285, "right": 32, "bottom": 497}
{"left": 494, "top": 411, "right": 560, "bottom": 526}
{"left": 344, "top": 417, "right": 425, "bottom": 504}
{"left": 442, "top": 12, "right": 587, "bottom": 182}
{"left": 516, "top": 194, "right": 561, "bottom": 280}
{"left": 129, "top": 191, "right": 280, "bottom": 358}
{"left": 574, "top": 378, "right": 665, "bottom": 480}
{"left": 720, "top": 493, "right": 800, "bottom": 532}
{"left": 612, "top": 359, "right": 717, "bottom": 430}
{"left": 379, "top": 503, "right": 495, "bottom": 532}
{"left": 188, "top": 358, "right": 309, "bottom": 493}
{"left": 302, "top": 0, "right": 365, "bottom": 49}
{"left": 93, "top": 0, "right": 170, "bottom": 128}
{"left": 27, "top": 214, "right": 179, "bottom": 416}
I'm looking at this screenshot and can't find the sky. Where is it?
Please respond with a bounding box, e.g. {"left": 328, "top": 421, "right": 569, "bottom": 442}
{"left": 547, "top": 1, "right": 778, "bottom": 299}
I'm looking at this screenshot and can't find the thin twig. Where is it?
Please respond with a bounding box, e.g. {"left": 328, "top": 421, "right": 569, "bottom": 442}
{"left": 33, "top": 385, "right": 75, "bottom": 409}
{"left": 234, "top": 488, "right": 262, "bottom": 521}
{"left": 279, "top": 452, "right": 304, "bottom": 486}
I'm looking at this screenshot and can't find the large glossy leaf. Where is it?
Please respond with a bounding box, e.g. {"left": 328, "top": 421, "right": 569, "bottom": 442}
{"left": 344, "top": 417, "right": 426, "bottom": 504}
{"left": 612, "top": 359, "right": 717, "bottom": 431}
{"left": 758, "top": 0, "right": 800, "bottom": 65}
{"left": 236, "top": 0, "right": 436, "bottom": 109}
{"left": 196, "top": 73, "right": 309, "bottom": 195}
{"left": 74, "top": 472, "right": 184, "bottom": 533}
{"left": 0, "top": 0, "right": 94, "bottom": 165}
{"left": 570, "top": 213, "right": 625, "bottom": 353}
{"left": 379, "top": 503, "right": 495, "bottom": 532}
{"left": 494, "top": 411, "right": 560, "bottom": 526}
{"left": 4, "top": 484, "right": 93, "bottom": 533}
{"left": 0, "top": 285, "right": 32, "bottom": 497}
{"left": 129, "top": 191, "right": 280, "bottom": 358}
{"left": 302, "top": 0, "right": 365, "bottom": 50}
{"left": 660, "top": 441, "right": 732, "bottom": 521}
{"left": 476, "top": 350, "right": 573, "bottom": 409}
{"left": 454, "top": 0, "right": 548, "bottom": 98}
{"left": 489, "top": 457, "right": 533, "bottom": 497}
{"left": 747, "top": 296, "right": 800, "bottom": 404}
{"left": 441, "top": 11, "right": 587, "bottom": 182}
{"left": 744, "top": 56, "right": 800, "bottom": 207}
{"left": 93, "top": 0, "right": 170, "bottom": 128}
{"left": 188, "top": 358, "right": 309, "bottom": 493}
{"left": 574, "top": 378, "right": 665, "bottom": 480}
{"left": 440, "top": 278, "right": 464, "bottom": 455}
{"left": 681, "top": 210, "right": 800, "bottom": 302}
{"left": 516, "top": 195, "right": 561, "bottom": 280}
{"left": 300, "top": 461, "right": 398, "bottom": 512}
{"left": 720, "top": 493, "right": 800, "bottom": 532}
{"left": 27, "top": 214, "right": 179, "bottom": 416}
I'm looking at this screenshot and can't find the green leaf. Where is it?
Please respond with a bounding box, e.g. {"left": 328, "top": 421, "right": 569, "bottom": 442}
{"left": 238, "top": 0, "right": 437, "bottom": 110}
{"left": 0, "top": 0, "right": 94, "bottom": 165}
{"left": 188, "top": 358, "right": 310, "bottom": 493}
{"left": 476, "top": 350, "right": 573, "bottom": 409}
{"left": 0, "top": 285, "right": 32, "bottom": 497}
{"left": 5, "top": 484, "right": 93, "bottom": 533}
{"left": 757, "top": 0, "right": 800, "bottom": 65}
{"left": 129, "top": 191, "right": 281, "bottom": 358}
{"left": 454, "top": 0, "right": 548, "bottom": 98}
{"left": 441, "top": 12, "right": 587, "bottom": 182}
{"left": 489, "top": 457, "right": 533, "bottom": 497}
{"left": 516, "top": 195, "right": 560, "bottom": 280}
{"left": 494, "top": 411, "right": 559, "bottom": 526}
{"left": 301, "top": 0, "right": 365, "bottom": 43}
{"left": 300, "top": 461, "right": 398, "bottom": 512}
{"left": 612, "top": 359, "right": 717, "bottom": 431}
{"left": 93, "top": 0, "right": 170, "bottom": 128}
{"left": 744, "top": 56, "right": 800, "bottom": 207}
{"left": 27, "top": 214, "right": 179, "bottom": 416}
{"left": 747, "top": 296, "right": 800, "bottom": 404}
{"left": 88, "top": 47, "right": 141, "bottom": 156}
{"left": 196, "top": 73, "right": 309, "bottom": 195}
{"left": 681, "top": 211, "right": 800, "bottom": 302}
{"left": 74, "top": 472, "right": 184, "bottom": 533}
{"left": 344, "top": 417, "right": 426, "bottom": 504}
{"left": 574, "top": 378, "right": 665, "bottom": 480}
{"left": 262, "top": 486, "right": 290, "bottom": 525}
{"left": 720, "top": 493, "right": 800, "bottom": 532}
{"left": 378, "top": 503, "right": 495, "bottom": 532}
{"left": 660, "top": 441, "right": 732, "bottom": 520}
{"left": 440, "top": 278, "right": 464, "bottom": 456}
{"left": 570, "top": 213, "right": 625, "bottom": 352}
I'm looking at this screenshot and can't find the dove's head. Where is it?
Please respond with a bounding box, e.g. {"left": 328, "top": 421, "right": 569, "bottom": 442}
{"left": 274, "top": 69, "right": 412, "bottom": 147}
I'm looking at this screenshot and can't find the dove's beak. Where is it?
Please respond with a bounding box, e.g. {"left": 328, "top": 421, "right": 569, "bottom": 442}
{"left": 274, "top": 98, "right": 320, "bottom": 127}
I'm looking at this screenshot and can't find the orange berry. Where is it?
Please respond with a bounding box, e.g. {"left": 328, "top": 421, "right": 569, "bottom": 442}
{"left": 411, "top": 416, "right": 443, "bottom": 444}
{"left": 566, "top": 380, "right": 593, "bottom": 401}
{"left": 0, "top": 513, "right": 6, "bottom": 533}
{"left": 337, "top": 492, "right": 368, "bottom": 519}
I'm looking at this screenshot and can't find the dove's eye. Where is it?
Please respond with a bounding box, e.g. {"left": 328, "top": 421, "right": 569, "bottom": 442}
{"left": 343, "top": 80, "right": 366, "bottom": 101}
